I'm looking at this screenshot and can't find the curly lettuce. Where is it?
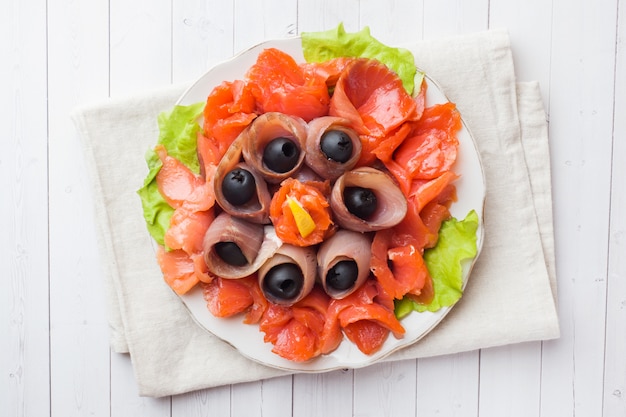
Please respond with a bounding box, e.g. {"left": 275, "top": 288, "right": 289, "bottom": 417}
{"left": 395, "top": 210, "right": 479, "bottom": 317}
{"left": 301, "top": 23, "right": 422, "bottom": 95}
{"left": 137, "top": 102, "right": 204, "bottom": 245}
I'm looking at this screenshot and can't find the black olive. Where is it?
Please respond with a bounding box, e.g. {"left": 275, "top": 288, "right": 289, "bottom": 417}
{"left": 263, "top": 137, "right": 300, "bottom": 173}
{"left": 221, "top": 168, "right": 256, "bottom": 206}
{"left": 214, "top": 241, "right": 248, "bottom": 266}
{"left": 320, "top": 130, "right": 353, "bottom": 163}
{"left": 263, "top": 263, "right": 304, "bottom": 301}
{"left": 343, "top": 187, "right": 377, "bottom": 220}
{"left": 326, "top": 260, "right": 359, "bottom": 291}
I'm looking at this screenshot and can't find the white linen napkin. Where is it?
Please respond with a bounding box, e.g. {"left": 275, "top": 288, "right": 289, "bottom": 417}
{"left": 72, "top": 29, "right": 559, "bottom": 397}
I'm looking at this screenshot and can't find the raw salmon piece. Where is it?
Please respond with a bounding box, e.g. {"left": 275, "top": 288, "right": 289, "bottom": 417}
{"left": 203, "top": 80, "right": 257, "bottom": 159}
{"left": 258, "top": 287, "right": 331, "bottom": 361}
{"left": 342, "top": 320, "right": 389, "bottom": 355}
{"left": 164, "top": 207, "right": 214, "bottom": 255}
{"left": 300, "top": 56, "right": 356, "bottom": 89}
{"left": 246, "top": 48, "right": 330, "bottom": 122}
{"left": 203, "top": 277, "right": 254, "bottom": 318}
{"left": 330, "top": 58, "right": 417, "bottom": 138}
{"left": 155, "top": 145, "right": 215, "bottom": 212}
{"left": 156, "top": 246, "right": 200, "bottom": 295}
{"left": 371, "top": 229, "right": 430, "bottom": 300}
{"left": 393, "top": 102, "right": 461, "bottom": 180}
{"left": 269, "top": 178, "right": 334, "bottom": 247}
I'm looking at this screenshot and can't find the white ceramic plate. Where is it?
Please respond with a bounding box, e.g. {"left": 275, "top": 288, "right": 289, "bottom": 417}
{"left": 176, "top": 37, "right": 485, "bottom": 372}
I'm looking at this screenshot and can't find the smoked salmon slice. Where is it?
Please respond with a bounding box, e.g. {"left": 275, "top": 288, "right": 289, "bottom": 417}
{"left": 329, "top": 58, "right": 418, "bottom": 138}
{"left": 259, "top": 287, "right": 331, "bottom": 362}
{"left": 203, "top": 80, "right": 257, "bottom": 159}
{"left": 155, "top": 145, "right": 215, "bottom": 212}
{"left": 156, "top": 246, "right": 200, "bottom": 295}
{"left": 246, "top": 48, "right": 330, "bottom": 122}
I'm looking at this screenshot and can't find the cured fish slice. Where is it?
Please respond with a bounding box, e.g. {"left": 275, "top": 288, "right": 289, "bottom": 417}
{"left": 322, "top": 280, "right": 405, "bottom": 355}
{"left": 370, "top": 228, "right": 430, "bottom": 300}
{"left": 246, "top": 48, "right": 330, "bottom": 122}
{"left": 214, "top": 136, "right": 272, "bottom": 224}
{"left": 269, "top": 178, "right": 334, "bottom": 247}
{"left": 203, "top": 80, "right": 258, "bottom": 159}
{"left": 329, "top": 58, "right": 418, "bottom": 138}
{"left": 202, "top": 274, "right": 267, "bottom": 322}
{"left": 300, "top": 56, "right": 356, "bottom": 89}
{"left": 393, "top": 102, "right": 461, "bottom": 181}
{"left": 258, "top": 244, "right": 317, "bottom": 305}
{"left": 258, "top": 287, "right": 330, "bottom": 362}
{"left": 342, "top": 320, "right": 390, "bottom": 355}
{"left": 156, "top": 246, "right": 199, "bottom": 295}
{"left": 203, "top": 276, "right": 255, "bottom": 318}
{"left": 241, "top": 112, "right": 308, "bottom": 184}
{"left": 317, "top": 230, "right": 372, "bottom": 299}
{"left": 164, "top": 207, "right": 215, "bottom": 255}
{"left": 304, "top": 116, "right": 362, "bottom": 180}
{"left": 203, "top": 213, "right": 282, "bottom": 279}
{"left": 155, "top": 145, "right": 215, "bottom": 212}
{"left": 330, "top": 167, "right": 407, "bottom": 232}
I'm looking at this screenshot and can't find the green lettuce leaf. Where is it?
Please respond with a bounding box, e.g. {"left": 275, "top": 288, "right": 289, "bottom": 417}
{"left": 301, "top": 23, "right": 421, "bottom": 95}
{"left": 395, "top": 210, "right": 479, "bottom": 317}
{"left": 137, "top": 102, "right": 205, "bottom": 245}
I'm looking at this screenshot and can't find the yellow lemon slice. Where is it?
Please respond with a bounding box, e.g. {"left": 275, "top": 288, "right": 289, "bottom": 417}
{"left": 287, "top": 196, "right": 316, "bottom": 238}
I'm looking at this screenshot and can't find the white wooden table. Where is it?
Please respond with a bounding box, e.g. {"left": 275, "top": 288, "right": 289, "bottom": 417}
{"left": 3, "top": 0, "right": 625, "bottom": 416}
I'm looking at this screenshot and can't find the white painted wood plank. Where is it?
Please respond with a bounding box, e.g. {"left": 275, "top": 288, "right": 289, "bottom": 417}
{"left": 47, "top": 1, "right": 112, "bottom": 416}
{"left": 477, "top": 2, "right": 553, "bottom": 416}
{"left": 108, "top": 1, "right": 174, "bottom": 414}
{"left": 110, "top": 353, "right": 171, "bottom": 416}
{"left": 231, "top": 377, "right": 294, "bottom": 417}
{"left": 296, "top": 0, "right": 361, "bottom": 34}
{"left": 172, "top": 386, "right": 231, "bottom": 417}
{"left": 540, "top": 0, "right": 619, "bottom": 416}
{"left": 423, "top": 0, "right": 489, "bottom": 39}
{"left": 416, "top": 352, "right": 479, "bottom": 416}
{"left": 0, "top": 1, "right": 50, "bottom": 416}
{"left": 109, "top": 0, "right": 173, "bottom": 96}
{"left": 293, "top": 371, "right": 354, "bottom": 416}
{"left": 352, "top": 360, "right": 417, "bottom": 417}
{"left": 479, "top": 344, "right": 542, "bottom": 417}
{"left": 233, "top": 0, "right": 298, "bottom": 51}
{"left": 360, "top": 0, "right": 423, "bottom": 45}
{"left": 172, "top": 0, "right": 235, "bottom": 84}
{"left": 603, "top": 0, "right": 626, "bottom": 414}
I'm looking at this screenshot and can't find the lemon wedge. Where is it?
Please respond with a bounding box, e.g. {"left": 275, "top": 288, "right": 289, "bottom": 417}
{"left": 287, "top": 196, "right": 316, "bottom": 238}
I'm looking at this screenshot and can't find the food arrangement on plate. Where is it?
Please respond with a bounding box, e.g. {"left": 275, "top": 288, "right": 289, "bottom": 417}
{"left": 138, "top": 24, "right": 484, "bottom": 369}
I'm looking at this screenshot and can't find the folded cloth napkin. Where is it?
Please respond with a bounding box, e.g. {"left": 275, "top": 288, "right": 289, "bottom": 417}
{"left": 72, "top": 29, "right": 559, "bottom": 397}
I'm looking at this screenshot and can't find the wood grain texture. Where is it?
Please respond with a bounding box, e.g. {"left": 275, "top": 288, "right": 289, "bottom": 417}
{"left": 47, "top": 0, "right": 112, "bottom": 416}
{"left": 603, "top": 0, "right": 626, "bottom": 414}
{"left": 1, "top": 1, "right": 50, "bottom": 416}
{"left": 3, "top": 0, "right": 626, "bottom": 415}
{"left": 541, "top": 1, "right": 619, "bottom": 416}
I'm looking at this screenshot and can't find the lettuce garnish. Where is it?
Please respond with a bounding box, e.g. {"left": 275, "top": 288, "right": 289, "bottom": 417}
{"left": 395, "top": 210, "right": 479, "bottom": 317}
{"left": 137, "top": 102, "right": 205, "bottom": 245}
{"left": 301, "top": 23, "right": 422, "bottom": 95}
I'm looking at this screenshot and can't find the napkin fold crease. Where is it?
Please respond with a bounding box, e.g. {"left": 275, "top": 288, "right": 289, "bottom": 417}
{"left": 72, "top": 30, "right": 559, "bottom": 397}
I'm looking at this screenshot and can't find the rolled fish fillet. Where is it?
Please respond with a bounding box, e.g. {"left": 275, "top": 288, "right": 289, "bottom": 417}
{"left": 214, "top": 135, "right": 272, "bottom": 224}
{"left": 317, "top": 230, "right": 372, "bottom": 299}
{"left": 241, "top": 112, "right": 308, "bottom": 184}
{"left": 203, "top": 212, "right": 282, "bottom": 279}
{"left": 258, "top": 244, "right": 317, "bottom": 305}
{"left": 304, "top": 116, "right": 361, "bottom": 180}
{"left": 330, "top": 167, "right": 407, "bottom": 232}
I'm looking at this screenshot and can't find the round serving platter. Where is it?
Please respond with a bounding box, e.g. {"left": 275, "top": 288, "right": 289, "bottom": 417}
{"left": 175, "top": 37, "right": 485, "bottom": 372}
